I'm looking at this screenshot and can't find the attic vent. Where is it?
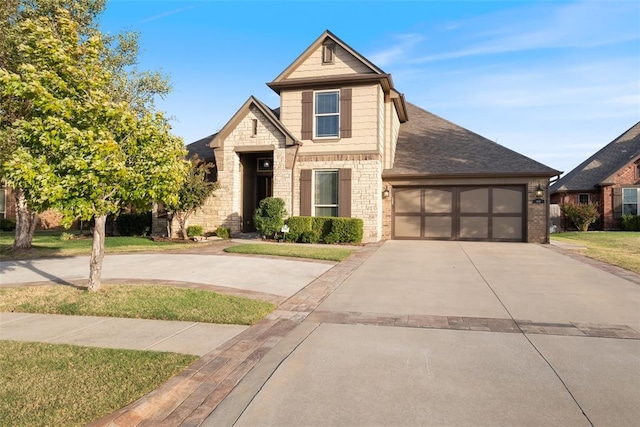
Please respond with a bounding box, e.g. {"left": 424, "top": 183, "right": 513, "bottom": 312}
{"left": 322, "top": 42, "right": 335, "bottom": 64}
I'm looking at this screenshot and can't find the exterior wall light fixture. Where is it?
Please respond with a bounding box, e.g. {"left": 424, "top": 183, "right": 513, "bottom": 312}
{"left": 382, "top": 185, "right": 390, "bottom": 199}
{"left": 534, "top": 184, "right": 545, "bottom": 204}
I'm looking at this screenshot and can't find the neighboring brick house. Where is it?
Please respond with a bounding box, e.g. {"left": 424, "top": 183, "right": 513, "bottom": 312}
{"left": 162, "top": 30, "right": 559, "bottom": 243}
{"left": 0, "top": 184, "right": 16, "bottom": 221}
{"left": 550, "top": 122, "right": 640, "bottom": 230}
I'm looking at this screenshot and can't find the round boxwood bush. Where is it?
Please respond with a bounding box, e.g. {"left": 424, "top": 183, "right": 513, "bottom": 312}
{"left": 187, "top": 225, "right": 203, "bottom": 237}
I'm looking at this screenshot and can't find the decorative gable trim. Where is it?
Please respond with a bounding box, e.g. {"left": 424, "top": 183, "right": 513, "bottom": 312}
{"left": 210, "top": 96, "right": 297, "bottom": 149}
{"left": 270, "top": 30, "right": 385, "bottom": 84}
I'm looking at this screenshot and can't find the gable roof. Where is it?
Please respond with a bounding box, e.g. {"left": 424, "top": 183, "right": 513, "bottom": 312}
{"left": 210, "top": 96, "right": 297, "bottom": 148}
{"left": 266, "top": 30, "right": 408, "bottom": 123}
{"left": 550, "top": 121, "right": 640, "bottom": 192}
{"left": 270, "top": 30, "right": 385, "bottom": 84}
{"left": 384, "top": 103, "right": 560, "bottom": 178}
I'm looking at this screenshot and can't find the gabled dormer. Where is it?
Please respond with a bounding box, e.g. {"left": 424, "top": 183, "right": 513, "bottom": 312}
{"left": 267, "top": 30, "right": 407, "bottom": 167}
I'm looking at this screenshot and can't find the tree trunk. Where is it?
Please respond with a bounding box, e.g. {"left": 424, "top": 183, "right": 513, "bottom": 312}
{"left": 87, "top": 214, "right": 107, "bottom": 291}
{"left": 177, "top": 214, "right": 188, "bottom": 240}
{"left": 11, "top": 188, "right": 38, "bottom": 251}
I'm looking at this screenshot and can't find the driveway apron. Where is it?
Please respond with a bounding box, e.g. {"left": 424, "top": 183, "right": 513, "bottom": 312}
{"left": 215, "top": 241, "right": 640, "bottom": 427}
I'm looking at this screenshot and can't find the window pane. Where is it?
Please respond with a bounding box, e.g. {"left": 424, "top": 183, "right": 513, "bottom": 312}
{"left": 315, "top": 92, "right": 338, "bottom": 114}
{"left": 623, "top": 204, "right": 638, "bottom": 216}
{"left": 315, "top": 171, "right": 338, "bottom": 205}
{"left": 316, "top": 115, "right": 339, "bottom": 137}
{"left": 315, "top": 206, "right": 338, "bottom": 217}
{"left": 623, "top": 188, "right": 638, "bottom": 204}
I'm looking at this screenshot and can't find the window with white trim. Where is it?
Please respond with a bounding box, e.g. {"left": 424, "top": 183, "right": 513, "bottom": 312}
{"left": 314, "top": 170, "right": 339, "bottom": 217}
{"left": 623, "top": 188, "right": 639, "bottom": 215}
{"left": 314, "top": 90, "right": 339, "bottom": 138}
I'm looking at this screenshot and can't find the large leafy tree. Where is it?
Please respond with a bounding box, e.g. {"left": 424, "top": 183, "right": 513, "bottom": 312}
{"left": 1, "top": 8, "right": 188, "bottom": 290}
{"left": 165, "top": 157, "right": 218, "bottom": 240}
{"left": 0, "top": 0, "right": 107, "bottom": 250}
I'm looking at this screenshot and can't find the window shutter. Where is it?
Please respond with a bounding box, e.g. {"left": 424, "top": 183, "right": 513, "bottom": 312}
{"left": 301, "top": 91, "right": 313, "bottom": 140}
{"left": 613, "top": 187, "right": 622, "bottom": 219}
{"left": 338, "top": 168, "right": 352, "bottom": 217}
{"left": 300, "top": 169, "right": 312, "bottom": 216}
{"left": 340, "top": 88, "right": 352, "bottom": 138}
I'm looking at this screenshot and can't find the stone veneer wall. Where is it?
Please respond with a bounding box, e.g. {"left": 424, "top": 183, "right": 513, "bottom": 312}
{"left": 171, "top": 105, "right": 291, "bottom": 237}
{"left": 292, "top": 153, "right": 383, "bottom": 242}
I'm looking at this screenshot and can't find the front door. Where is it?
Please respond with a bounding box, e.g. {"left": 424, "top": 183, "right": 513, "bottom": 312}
{"left": 241, "top": 153, "right": 273, "bottom": 232}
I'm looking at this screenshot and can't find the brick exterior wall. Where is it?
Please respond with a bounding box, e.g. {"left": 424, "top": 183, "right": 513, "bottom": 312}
{"left": 551, "top": 160, "right": 640, "bottom": 231}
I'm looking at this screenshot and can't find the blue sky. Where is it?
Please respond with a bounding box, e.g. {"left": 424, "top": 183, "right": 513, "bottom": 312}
{"left": 100, "top": 0, "right": 640, "bottom": 176}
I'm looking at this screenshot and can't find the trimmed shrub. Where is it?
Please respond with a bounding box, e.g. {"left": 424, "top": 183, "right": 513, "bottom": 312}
{"left": 116, "top": 212, "right": 151, "bottom": 236}
{"left": 187, "top": 225, "right": 203, "bottom": 237}
{"left": 299, "top": 229, "right": 320, "bottom": 243}
{"left": 560, "top": 203, "right": 600, "bottom": 232}
{"left": 215, "top": 226, "right": 231, "bottom": 239}
{"left": 1, "top": 218, "right": 16, "bottom": 231}
{"left": 284, "top": 216, "right": 363, "bottom": 244}
{"left": 621, "top": 215, "right": 640, "bottom": 231}
{"left": 253, "top": 197, "right": 287, "bottom": 238}
{"left": 284, "top": 216, "right": 312, "bottom": 242}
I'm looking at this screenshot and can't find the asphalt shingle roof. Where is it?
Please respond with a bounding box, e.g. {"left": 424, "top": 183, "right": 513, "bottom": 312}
{"left": 550, "top": 122, "right": 640, "bottom": 192}
{"left": 186, "top": 134, "right": 217, "bottom": 160}
{"left": 386, "top": 103, "right": 559, "bottom": 177}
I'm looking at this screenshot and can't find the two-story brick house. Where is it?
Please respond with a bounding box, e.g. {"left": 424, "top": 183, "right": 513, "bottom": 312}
{"left": 165, "top": 30, "right": 559, "bottom": 243}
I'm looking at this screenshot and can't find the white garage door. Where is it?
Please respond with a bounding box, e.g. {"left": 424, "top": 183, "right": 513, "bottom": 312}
{"left": 393, "top": 186, "right": 526, "bottom": 241}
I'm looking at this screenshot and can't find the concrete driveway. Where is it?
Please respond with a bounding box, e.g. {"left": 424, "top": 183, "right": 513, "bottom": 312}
{"left": 209, "top": 241, "right": 640, "bottom": 427}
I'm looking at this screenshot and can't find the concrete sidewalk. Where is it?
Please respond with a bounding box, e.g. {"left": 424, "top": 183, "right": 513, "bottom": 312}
{"left": 0, "top": 312, "right": 247, "bottom": 356}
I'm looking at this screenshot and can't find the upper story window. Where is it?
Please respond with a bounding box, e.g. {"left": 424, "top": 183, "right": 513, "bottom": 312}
{"left": 314, "top": 90, "right": 340, "bottom": 138}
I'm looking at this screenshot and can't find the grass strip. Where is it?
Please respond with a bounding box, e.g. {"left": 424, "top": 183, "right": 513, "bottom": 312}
{"left": 0, "top": 285, "right": 274, "bottom": 325}
{"left": 551, "top": 231, "right": 640, "bottom": 274}
{"left": 224, "top": 243, "right": 354, "bottom": 262}
{"left": 0, "top": 231, "right": 195, "bottom": 260}
{"left": 0, "top": 341, "right": 197, "bottom": 427}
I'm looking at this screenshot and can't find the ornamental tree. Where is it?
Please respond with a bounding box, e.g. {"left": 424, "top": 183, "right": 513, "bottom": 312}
{"left": 0, "top": 0, "right": 108, "bottom": 250}
{"left": 1, "top": 9, "right": 189, "bottom": 290}
{"left": 164, "top": 156, "right": 218, "bottom": 240}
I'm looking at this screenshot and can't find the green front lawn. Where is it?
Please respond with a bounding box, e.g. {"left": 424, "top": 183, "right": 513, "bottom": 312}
{"left": 0, "top": 285, "right": 274, "bottom": 325}
{"left": 0, "top": 341, "right": 197, "bottom": 427}
{"left": 0, "top": 230, "right": 192, "bottom": 260}
{"left": 551, "top": 231, "right": 640, "bottom": 274}
{"left": 224, "top": 242, "right": 355, "bottom": 261}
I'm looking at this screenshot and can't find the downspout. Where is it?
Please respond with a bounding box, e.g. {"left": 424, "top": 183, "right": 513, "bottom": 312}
{"left": 290, "top": 141, "right": 303, "bottom": 215}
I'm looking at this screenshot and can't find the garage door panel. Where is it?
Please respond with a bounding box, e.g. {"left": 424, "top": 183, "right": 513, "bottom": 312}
{"left": 493, "top": 188, "right": 523, "bottom": 214}
{"left": 424, "top": 217, "right": 452, "bottom": 239}
{"left": 394, "top": 188, "right": 422, "bottom": 213}
{"left": 423, "top": 188, "right": 452, "bottom": 213}
{"left": 460, "top": 188, "right": 489, "bottom": 213}
{"left": 394, "top": 216, "right": 422, "bottom": 238}
{"left": 493, "top": 217, "right": 523, "bottom": 240}
{"left": 459, "top": 217, "right": 489, "bottom": 239}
